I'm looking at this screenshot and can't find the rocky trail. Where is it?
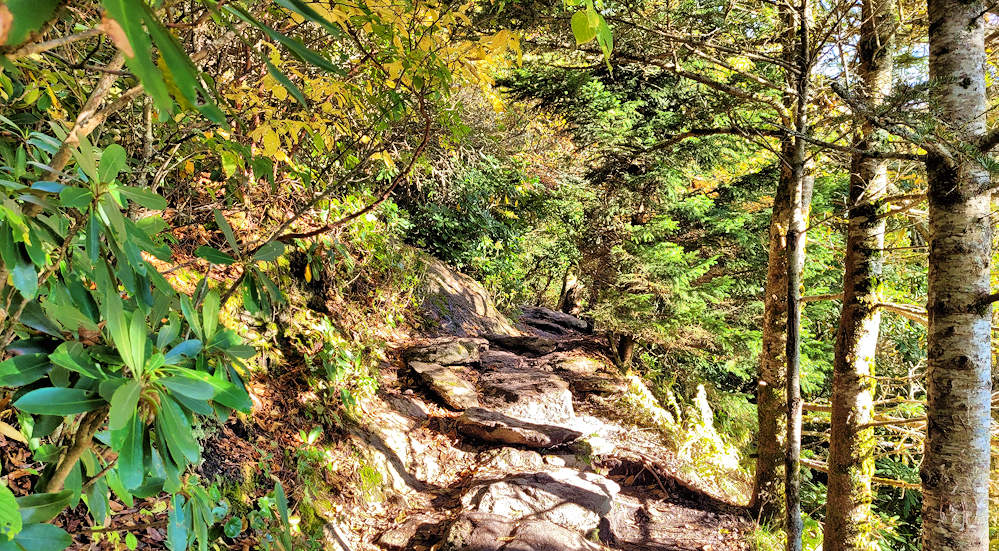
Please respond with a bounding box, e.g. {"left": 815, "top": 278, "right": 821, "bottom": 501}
{"left": 347, "top": 290, "right": 752, "bottom": 551}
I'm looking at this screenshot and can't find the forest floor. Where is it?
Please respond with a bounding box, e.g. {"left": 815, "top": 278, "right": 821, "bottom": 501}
{"left": 339, "top": 304, "right": 754, "bottom": 551}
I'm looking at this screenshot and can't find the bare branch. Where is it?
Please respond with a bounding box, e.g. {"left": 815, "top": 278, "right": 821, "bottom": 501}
{"left": 5, "top": 28, "right": 102, "bottom": 60}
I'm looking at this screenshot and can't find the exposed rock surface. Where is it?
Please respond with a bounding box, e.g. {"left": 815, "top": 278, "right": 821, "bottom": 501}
{"left": 351, "top": 261, "right": 750, "bottom": 551}
{"left": 521, "top": 306, "right": 590, "bottom": 333}
{"left": 456, "top": 407, "right": 582, "bottom": 448}
{"left": 477, "top": 367, "right": 574, "bottom": 423}
{"left": 403, "top": 337, "right": 488, "bottom": 365}
{"left": 483, "top": 333, "right": 557, "bottom": 356}
{"left": 408, "top": 361, "right": 479, "bottom": 410}
{"left": 460, "top": 469, "right": 620, "bottom": 533}
{"left": 418, "top": 259, "right": 519, "bottom": 337}
{"left": 442, "top": 512, "right": 602, "bottom": 551}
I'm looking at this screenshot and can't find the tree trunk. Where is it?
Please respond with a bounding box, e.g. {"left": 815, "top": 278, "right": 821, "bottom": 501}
{"left": 753, "top": 0, "right": 816, "bottom": 527}
{"left": 823, "top": 0, "right": 894, "bottom": 548}
{"left": 783, "top": 1, "right": 810, "bottom": 549}
{"left": 922, "top": 0, "right": 992, "bottom": 548}
{"left": 752, "top": 143, "right": 793, "bottom": 522}
{"left": 618, "top": 334, "right": 635, "bottom": 368}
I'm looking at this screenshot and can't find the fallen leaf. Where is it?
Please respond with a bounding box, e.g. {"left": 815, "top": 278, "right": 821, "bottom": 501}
{"left": 0, "top": 420, "right": 26, "bottom": 444}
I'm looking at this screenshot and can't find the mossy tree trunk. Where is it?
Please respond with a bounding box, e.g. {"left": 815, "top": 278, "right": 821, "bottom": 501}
{"left": 752, "top": 144, "right": 793, "bottom": 522}
{"left": 823, "top": 0, "right": 895, "bottom": 548}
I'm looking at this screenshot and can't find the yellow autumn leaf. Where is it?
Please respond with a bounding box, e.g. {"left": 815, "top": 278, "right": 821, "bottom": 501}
{"left": 261, "top": 126, "right": 281, "bottom": 157}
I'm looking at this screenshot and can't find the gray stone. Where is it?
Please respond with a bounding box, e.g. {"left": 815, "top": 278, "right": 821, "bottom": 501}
{"left": 484, "top": 448, "right": 545, "bottom": 471}
{"left": 461, "top": 468, "right": 620, "bottom": 533}
{"left": 521, "top": 306, "right": 590, "bottom": 333}
{"left": 404, "top": 337, "right": 488, "bottom": 365}
{"left": 322, "top": 521, "right": 355, "bottom": 551}
{"left": 457, "top": 408, "right": 582, "bottom": 448}
{"left": 568, "top": 375, "right": 626, "bottom": 395}
{"left": 387, "top": 394, "right": 431, "bottom": 421}
{"left": 483, "top": 334, "right": 557, "bottom": 356}
{"left": 409, "top": 361, "right": 479, "bottom": 410}
{"left": 377, "top": 514, "right": 438, "bottom": 550}
{"left": 441, "top": 512, "right": 601, "bottom": 551}
{"left": 478, "top": 368, "right": 574, "bottom": 423}
{"left": 419, "top": 259, "right": 519, "bottom": 337}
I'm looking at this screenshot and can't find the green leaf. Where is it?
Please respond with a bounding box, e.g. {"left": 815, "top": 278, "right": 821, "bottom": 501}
{"left": 251, "top": 241, "right": 285, "bottom": 263}
{"left": 213, "top": 210, "right": 240, "bottom": 255}
{"left": 0, "top": 354, "right": 50, "bottom": 387}
{"left": 272, "top": 0, "right": 343, "bottom": 37}
{"left": 125, "top": 531, "right": 138, "bottom": 550}
{"left": 49, "top": 343, "right": 101, "bottom": 379}
{"left": 264, "top": 58, "right": 309, "bottom": 109}
{"left": 109, "top": 381, "right": 143, "bottom": 431}
{"left": 101, "top": 0, "right": 173, "bottom": 113}
{"left": 194, "top": 246, "right": 235, "bottom": 265}
{"left": 595, "top": 15, "right": 613, "bottom": 61}
{"left": 128, "top": 311, "right": 147, "bottom": 378}
{"left": 116, "top": 415, "right": 145, "bottom": 490}
{"left": 1, "top": 0, "right": 61, "bottom": 47}
{"left": 201, "top": 291, "right": 220, "bottom": 341}
{"left": 98, "top": 144, "right": 128, "bottom": 184}
{"left": 14, "top": 388, "right": 104, "bottom": 416}
{"left": 9, "top": 523, "right": 71, "bottom": 551}
{"left": 117, "top": 187, "right": 167, "bottom": 211}
{"left": 156, "top": 393, "right": 200, "bottom": 465}
{"left": 179, "top": 295, "right": 202, "bottom": 341}
{"left": 0, "top": 485, "right": 20, "bottom": 542}
{"left": 104, "top": 293, "right": 133, "bottom": 368}
{"left": 225, "top": 5, "right": 345, "bottom": 76}
{"left": 274, "top": 480, "right": 290, "bottom": 530}
{"left": 105, "top": 469, "right": 133, "bottom": 508}
{"left": 160, "top": 376, "right": 214, "bottom": 400}
{"left": 571, "top": 10, "right": 596, "bottom": 44}
{"left": 223, "top": 516, "right": 242, "bottom": 538}
{"left": 58, "top": 187, "right": 93, "bottom": 210}
{"left": 163, "top": 340, "right": 202, "bottom": 364}
{"left": 10, "top": 264, "right": 36, "bottom": 299}
{"left": 220, "top": 152, "right": 238, "bottom": 179}
{"left": 166, "top": 494, "right": 188, "bottom": 551}
{"left": 15, "top": 490, "right": 72, "bottom": 524}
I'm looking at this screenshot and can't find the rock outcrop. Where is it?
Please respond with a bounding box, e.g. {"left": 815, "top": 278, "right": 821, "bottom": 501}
{"left": 460, "top": 469, "right": 620, "bottom": 533}
{"left": 456, "top": 407, "right": 583, "bottom": 448}
{"left": 418, "top": 259, "right": 519, "bottom": 337}
{"left": 442, "top": 512, "right": 602, "bottom": 551}
{"left": 408, "top": 361, "right": 479, "bottom": 410}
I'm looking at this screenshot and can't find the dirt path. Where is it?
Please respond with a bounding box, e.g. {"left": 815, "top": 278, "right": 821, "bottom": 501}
{"left": 355, "top": 306, "right": 753, "bottom": 551}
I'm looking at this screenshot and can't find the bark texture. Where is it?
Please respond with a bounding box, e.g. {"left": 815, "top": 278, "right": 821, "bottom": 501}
{"left": 922, "top": 0, "right": 992, "bottom": 548}
{"left": 823, "top": 0, "right": 894, "bottom": 548}
{"left": 752, "top": 151, "right": 792, "bottom": 521}
{"left": 783, "top": 2, "right": 810, "bottom": 549}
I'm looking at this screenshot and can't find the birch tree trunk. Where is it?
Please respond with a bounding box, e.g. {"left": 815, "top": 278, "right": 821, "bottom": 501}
{"left": 823, "top": 0, "right": 895, "bottom": 548}
{"left": 922, "top": 0, "right": 992, "bottom": 548}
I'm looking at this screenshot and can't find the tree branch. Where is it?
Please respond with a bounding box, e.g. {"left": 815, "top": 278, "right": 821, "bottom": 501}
{"left": 5, "top": 28, "right": 103, "bottom": 60}
{"left": 800, "top": 457, "right": 920, "bottom": 490}
{"left": 875, "top": 302, "right": 928, "bottom": 326}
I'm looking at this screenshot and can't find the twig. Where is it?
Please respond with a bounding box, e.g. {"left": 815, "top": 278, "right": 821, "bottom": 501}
{"left": 5, "top": 28, "right": 102, "bottom": 60}
{"left": 800, "top": 457, "right": 920, "bottom": 490}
